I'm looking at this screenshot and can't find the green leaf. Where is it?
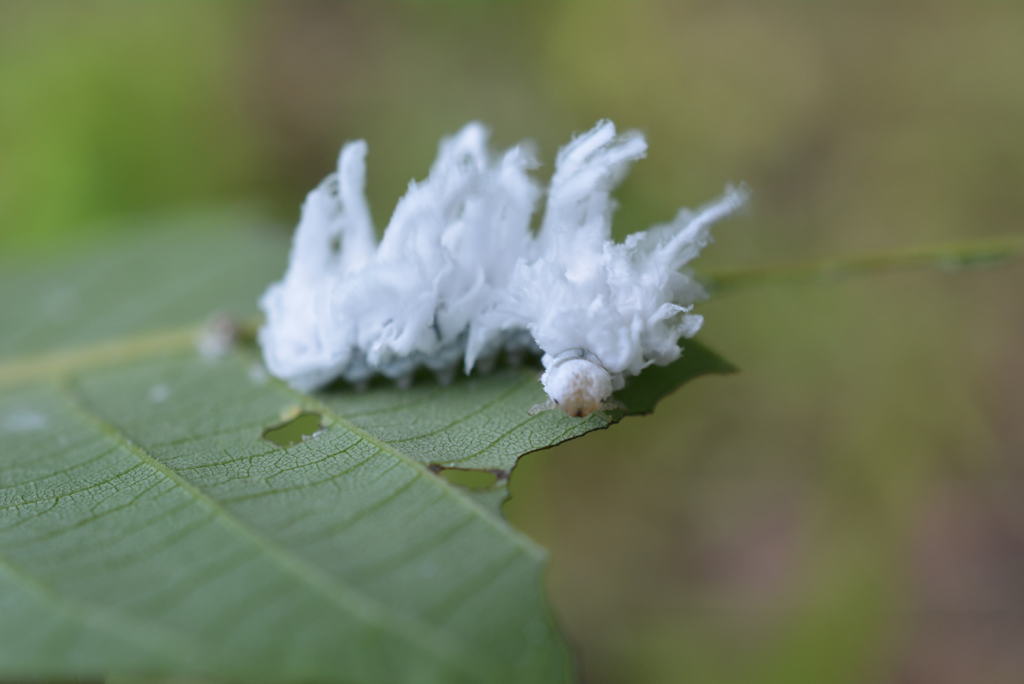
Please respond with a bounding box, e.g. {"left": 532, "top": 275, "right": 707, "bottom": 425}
{"left": 700, "top": 235, "right": 1024, "bottom": 295}
{"left": 0, "top": 215, "right": 732, "bottom": 683}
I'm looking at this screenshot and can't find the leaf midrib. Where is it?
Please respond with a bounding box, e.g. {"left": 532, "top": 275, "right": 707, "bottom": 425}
{"left": 46, "top": 376, "right": 492, "bottom": 681}
{"left": 0, "top": 324, "right": 199, "bottom": 388}
{"left": 0, "top": 320, "right": 550, "bottom": 557}
{"left": 1, "top": 315, "right": 556, "bottom": 678}
{"left": 266, "top": 367, "right": 547, "bottom": 560}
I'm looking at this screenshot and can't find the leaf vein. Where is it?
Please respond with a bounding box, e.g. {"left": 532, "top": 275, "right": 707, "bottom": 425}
{"left": 53, "top": 377, "right": 484, "bottom": 678}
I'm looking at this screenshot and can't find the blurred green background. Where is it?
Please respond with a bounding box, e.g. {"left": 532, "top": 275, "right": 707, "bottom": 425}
{"left": 2, "top": 1, "right": 1022, "bottom": 682}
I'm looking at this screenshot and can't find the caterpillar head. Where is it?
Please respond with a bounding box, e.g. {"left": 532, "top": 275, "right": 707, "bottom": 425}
{"left": 539, "top": 357, "right": 613, "bottom": 418}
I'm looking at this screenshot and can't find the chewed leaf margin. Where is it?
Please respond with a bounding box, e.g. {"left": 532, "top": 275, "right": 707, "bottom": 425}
{"left": 0, "top": 219, "right": 734, "bottom": 684}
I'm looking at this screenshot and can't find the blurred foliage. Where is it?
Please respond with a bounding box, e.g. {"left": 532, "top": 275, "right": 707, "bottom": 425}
{"left": 0, "top": 3, "right": 262, "bottom": 250}
{"left": 1, "top": 1, "right": 1022, "bottom": 683}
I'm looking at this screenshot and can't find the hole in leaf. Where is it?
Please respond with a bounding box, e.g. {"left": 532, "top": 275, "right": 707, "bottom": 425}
{"left": 428, "top": 464, "right": 508, "bottom": 491}
{"left": 262, "top": 411, "right": 323, "bottom": 448}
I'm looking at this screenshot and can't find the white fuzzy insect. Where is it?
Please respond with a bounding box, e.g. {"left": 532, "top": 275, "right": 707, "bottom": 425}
{"left": 259, "top": 121, "right": 746, "bottom": 417}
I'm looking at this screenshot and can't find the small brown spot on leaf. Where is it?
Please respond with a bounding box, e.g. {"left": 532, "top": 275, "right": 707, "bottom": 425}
{"left": 196, "top": 312, "right": 241, "bottom": 359}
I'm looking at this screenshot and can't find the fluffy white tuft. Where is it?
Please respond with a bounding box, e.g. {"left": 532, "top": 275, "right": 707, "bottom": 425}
{"left": 260, "top": 121, "right": 746, "bottom": 415}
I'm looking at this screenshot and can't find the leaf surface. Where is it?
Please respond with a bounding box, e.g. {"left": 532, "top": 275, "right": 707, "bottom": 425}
{"left": 0, "top": 216, "right": 732, "bottom": 683}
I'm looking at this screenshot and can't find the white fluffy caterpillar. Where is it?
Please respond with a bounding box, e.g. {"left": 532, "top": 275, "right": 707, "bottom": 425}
{"left": 259, "top": 121, "right": 746, "bottom": 417}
